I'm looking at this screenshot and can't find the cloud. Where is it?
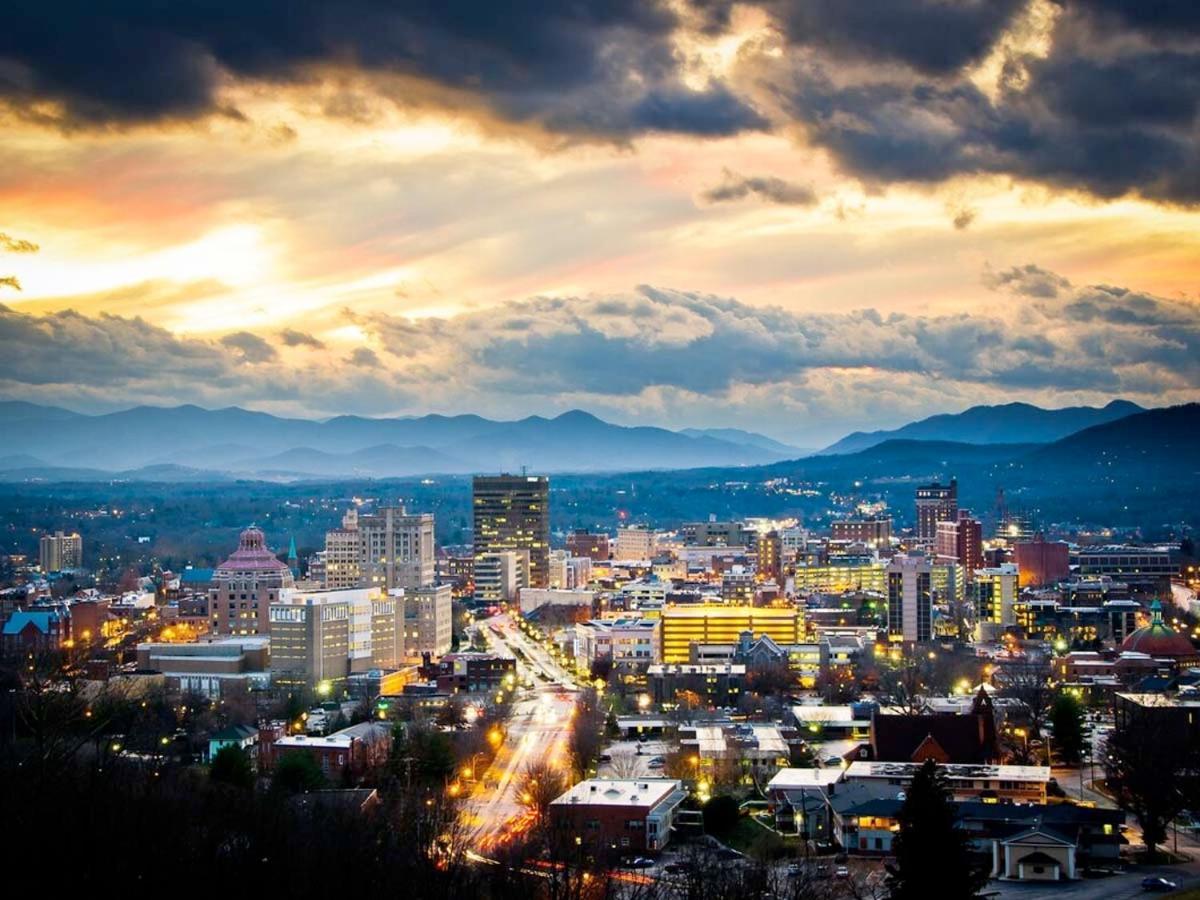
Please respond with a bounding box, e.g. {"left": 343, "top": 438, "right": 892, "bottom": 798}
{"left": 701, "top": 168, "right": 817, "bottom": 205}
{"left": 765, "top": 0, "right": 1027, "bottom": 75}
{"left": 0, "top": 1, "right": 762, "bottom": 139}
{"left": 279, "top": 328, "right": 325, "bottom": 350}
{"left": 219, "top": 331, "right": 277, "bottom": 364}
{"left": 347, "top": 347, "right": 381, "bottom": 368}
{"left": 0, "top": 233, "right": 39, "bottom": 253}
{"left": 0, "top": 277, "right": 20, "bottom": 291}
{"left": 0, "top": 265, "right": 1197, "bottom": 442}
{"left": 950, "top": 205, "right": 978, "bottom": 230}
{"left": 983, "top": 264, "right": 1072, "bottom": 298}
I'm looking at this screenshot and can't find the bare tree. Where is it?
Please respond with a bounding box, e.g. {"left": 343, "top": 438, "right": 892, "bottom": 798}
{"left": 609, "top": 750, "right": 641, "bottom": 778}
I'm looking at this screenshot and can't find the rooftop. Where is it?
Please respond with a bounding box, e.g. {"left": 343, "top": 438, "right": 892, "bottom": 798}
{"left": 551, "top": 778, "right": 682, "bottom": 809}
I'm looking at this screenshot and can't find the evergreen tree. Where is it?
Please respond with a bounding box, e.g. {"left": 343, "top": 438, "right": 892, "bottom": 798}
{"left": 1050, "top": 693, "right": 1087, "bottom": 765}
{"left": 272, "top": 750, "right": 327, "bottom": 794}
{"left": 209, "top": 744, "right": 254, "bottom": 790}
{"left": 888, "top": 760, "right": 985, "bottom": 900}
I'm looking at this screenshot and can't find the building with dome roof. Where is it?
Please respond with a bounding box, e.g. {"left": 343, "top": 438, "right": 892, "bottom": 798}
{"left": 210, "top": 526, "right": 295, "bottom": 635}
{"left": 1118, "top": 600, "right": 1198, "bottom": 667}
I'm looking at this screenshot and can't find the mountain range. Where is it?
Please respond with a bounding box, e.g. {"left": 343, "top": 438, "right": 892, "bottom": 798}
{"left": 819, "top": 399, "right": 1144, "bottom": 455}
{"left": 0, "top": 398, "right": 1155, "bottom": 482}
{"left": 0, "top": 403, "right": 790, "bottom": 478}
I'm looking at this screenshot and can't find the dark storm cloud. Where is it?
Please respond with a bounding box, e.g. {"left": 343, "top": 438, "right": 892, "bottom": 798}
{"left": 766, "top": 0, "right": 1026, "bottom": 74}
{"left": 0, "top": 1, "right": 760, "bottom": 138}
{"left": 701, "top": 169, "right": 818, "bottom": 205}
{"left": 278, "top": 328, "right": 325, "bottom": 350}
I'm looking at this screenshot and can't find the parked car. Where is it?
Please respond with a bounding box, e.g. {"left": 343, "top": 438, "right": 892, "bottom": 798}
{"left": 598, "top": 753, "right": 612, "bottom": 762}
{"left": 663, "top": 862, "right": 690, "bottom": 875}
{"left": 835, "top": 866, "right": 850, "bottom": 879}
{"left": 1142, "top": 877, "right": 1178, "bottom": 892}
{"left": 622, "top": 857, "right": 654, "bottom": 869}
{"left": 648, "top": 759, "right": 665, "bottom": 769}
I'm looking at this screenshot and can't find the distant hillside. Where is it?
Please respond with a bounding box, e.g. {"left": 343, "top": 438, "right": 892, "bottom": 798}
{"left": 680, "top": 427, "right": 811, "bottom": 457}
{"left": 1018, "top": 403, "right": 1200, "bottom": 476}
{"left": 820, "top": 400, "right": 1144, "bottom": 455}
{"left": 0, "top": 403, "right": 785, "bottom": 477}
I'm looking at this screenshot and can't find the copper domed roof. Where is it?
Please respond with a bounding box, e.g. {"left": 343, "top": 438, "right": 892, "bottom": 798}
{"left": 1120, "top": 600, "right": 1197, "bottom": 658}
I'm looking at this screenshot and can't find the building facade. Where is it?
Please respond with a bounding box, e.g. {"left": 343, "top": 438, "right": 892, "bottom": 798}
{"left": 473, "top": 474, "right": 551, "bottom": 588}
{"left": 210, "top": 527, "right": 296, "bottom": 635}
{"left": 39, "top": 530, "right": 82, "bottom": 572}
{"left": 915, "top": 479, "right": 958, "bottom": 541}
{"left": 887, "top": 554, "right": 932, "bottom": 643}
{"left": 406, "top": 584, "right": 453, "bottom": 659}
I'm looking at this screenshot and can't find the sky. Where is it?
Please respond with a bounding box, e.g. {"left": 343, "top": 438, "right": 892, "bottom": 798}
{"left": 1, "top": 0, "right": 1198, "bottom": 446}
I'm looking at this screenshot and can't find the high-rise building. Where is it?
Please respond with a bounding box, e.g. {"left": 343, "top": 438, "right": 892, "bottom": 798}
{"left": 935, "top": 511, "right": 984, "bottom": 579}
{"left": 406, "top": 584, "right": 453, "bottom": 659}
{"left": 887, "top": 554, "right": 932, "bottom": 643}
{"left": 548, "top": 550, "right": 593, "bottom": 589}
{"left": 614, "top": 526, "right": 657, "bottom": 562}
{"left": 566, "top": 529, "right": 610, "bottom": 561}
{"left": 323, "top": 508, "right": 362, "bottom": 589}
{"left": 830, "top": 518, "right": 892, "bottom": 547}
{"left": 473, "top": 474, "right": 550, "bottom": 588}
{"left": 755, "top": 530, "right": 783, "bottom": 584}
{"left": 974, "top": 564, "right": 1019, "bottom": 632}
{"left": 38, "top": 530, "right": 83, "bottom": 572}
{"left": 359, "top": 506, "right": 436, "bottom": 591}
{"left": 915, "top": 478, "right": 957, "bottom": 540}
{"left": 210, "top": 527, "right": 295, "bottom": 635}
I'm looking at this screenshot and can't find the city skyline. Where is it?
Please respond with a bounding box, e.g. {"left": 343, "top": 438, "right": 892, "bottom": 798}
{"left": 2, "top": 1, "right": 1199, "bottom": 442}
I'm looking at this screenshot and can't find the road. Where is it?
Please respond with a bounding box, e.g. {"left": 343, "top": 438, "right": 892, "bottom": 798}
{"left": 462, "top": 612, "right": 580, "bottom": 853}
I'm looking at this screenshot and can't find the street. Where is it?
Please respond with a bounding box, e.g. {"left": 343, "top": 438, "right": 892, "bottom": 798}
{"left": 462, "top": 612, "right": 581, "bottom": 853}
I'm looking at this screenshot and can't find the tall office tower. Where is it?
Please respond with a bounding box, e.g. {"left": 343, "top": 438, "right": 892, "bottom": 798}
{"left": 38, "top": 530, "right": 83, "bottom": 572}
{"left": 935, "top": 511, "right": 984, "bottom": 579}
{"left": 915, "top": 478, "right": 958, "bottom": 540}
{"left": 566, "top": 529, "right": 610, "bottom": 561}
{"left": 473, "top": 474, "right": 550, "bottom": 588}
{"left": 756, "top": 530, "right": 783, "bottom": 584}
{"left": 323, "top": 508, "right": 362, "bottom": 589}
{"left": 210, "top": 526, "right": 295, "bottom": 635}
{"left": 887, "top": 554, "right": 932, "bottom": 643}
{"left": 614, "top": 526, "right": 657, "bottom": 562}
{"left": 358, "top": 506, "right": 436, "bottom": 591}
{"left": 406, "top": 584, "right": 453, "bottom": 659}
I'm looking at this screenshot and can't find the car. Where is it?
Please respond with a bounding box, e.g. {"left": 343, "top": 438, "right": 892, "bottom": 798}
{"left": 1142, "top": 877, "right": 1178, "bottom": 892}
{"left": 835, "top": 866, "right": 850, "bottom": 878}
{"left": 648, "top": 759, "right": 665, "bottom": 769}
{"left": 786, "top": 862, "right": 805, "bottom": 876}
{"left": 648, "top": 756, "right": 665, "bottom": 764}
{"left": 824, "top": 756, "right": 843, "bottom": 766}
{"left": 663, "top": 862, "right": 690, "bottom": 875}
{"left": 622, "top": 857, "right": 654, "bottom": 869}
{"left": 598, "top": 753, "right": 612, "bottom": 762}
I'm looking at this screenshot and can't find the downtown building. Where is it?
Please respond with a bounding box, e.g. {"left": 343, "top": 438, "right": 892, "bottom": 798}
{"left": 321, "top": 505, "right": 436, "bottom": 592}
{"left": 472, "top": 474, "right": 550, "bottom": 588}
{"left": 210, "top": 527, "right": 296, "bottom": 635}
{"left": 268, "top": 586, "right": 406, "bottom": 688}
{"left": 915, "top": 478, "right": 957, "bottom": 541}
{"left": 935, "top": 511, "right": 984, "bottom": 579}
{"left": 39, "top": 530, "right": 83, "bottom": 573}
{"left": 886, "top": 553, "right": 932, "bottom": 643}
{"left": 830, "top": 518, "right": 892, "bottom": 548}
